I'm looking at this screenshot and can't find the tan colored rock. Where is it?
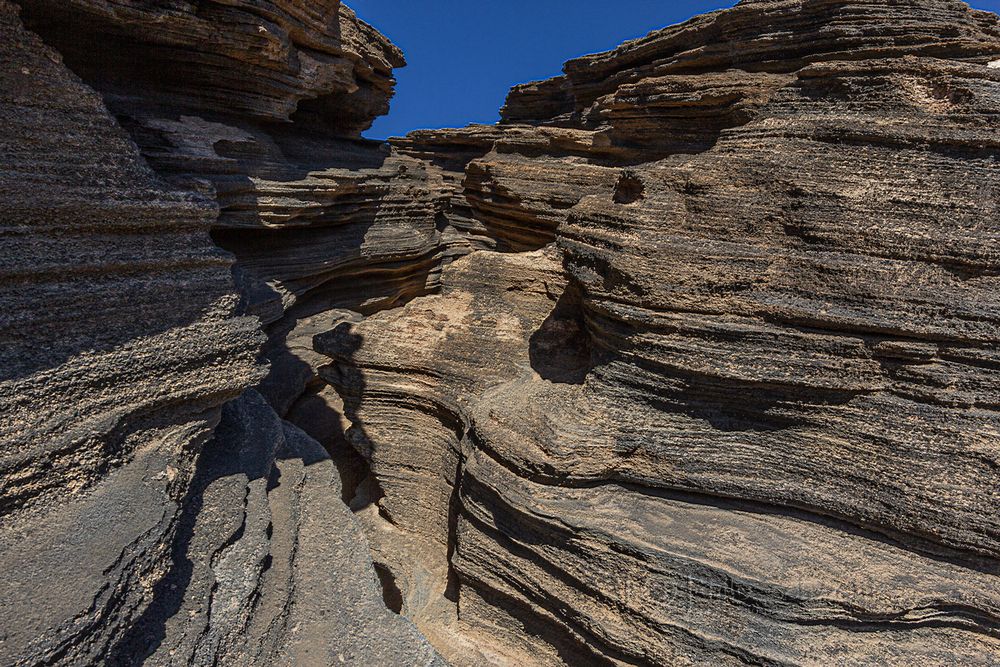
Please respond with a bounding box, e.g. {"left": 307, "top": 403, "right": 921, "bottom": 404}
{"left": 318, "top": 1, "right": 1000, "bottom": 664}
{"left": 6, "top": 0, "right": 1000, "bottom": 664}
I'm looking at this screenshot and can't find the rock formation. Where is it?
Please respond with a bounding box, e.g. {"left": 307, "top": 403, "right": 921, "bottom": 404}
{"left": 328, "top": 0, "right": 1000, "bottom": 664}
{"left": 2, "top": 0, "right": 1000, "bottom": 665}
{"left": 1, "top": 1, "right": 442, "bottom": 664}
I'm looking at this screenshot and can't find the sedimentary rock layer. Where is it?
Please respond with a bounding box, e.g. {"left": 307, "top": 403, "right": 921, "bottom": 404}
{"left": 13, "top": 0, "right": 455, "bottom": 416}
{"left": 0, "top": 2, "right": 263, "bottom": 662}
{"left": 316, "top": 1, "right": 1000, "bottom": 664}
{"left": 17, "top": 0, "right": 403, "bottom": 127}
{"left": 5, "top": 0, "right": 1000, "bottom": 665}
{"left": 1, "top": 1, "right": 443, "bottom": 664}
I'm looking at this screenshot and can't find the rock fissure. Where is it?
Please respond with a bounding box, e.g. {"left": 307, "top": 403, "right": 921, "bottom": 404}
{"left": 3, "top": 0, "right": 1000, "bottom": 665}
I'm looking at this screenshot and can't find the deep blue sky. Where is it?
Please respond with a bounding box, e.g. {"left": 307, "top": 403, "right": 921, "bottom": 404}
{"left": 351, "top": 0, "right": 1000, "bottom": 139}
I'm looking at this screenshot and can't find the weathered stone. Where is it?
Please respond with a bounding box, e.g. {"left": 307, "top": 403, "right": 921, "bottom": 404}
{"left": 6, "top": 0, "right": 1000, "bottom": 665}
{"left": 0, "top": 3, "right": 262, "bottom": 662}
{"left": 1, "top": 0, "right": 443, "bottom": 664}
{"left": 113, "top": 390, "right": 444, "bottom": 666}
{"left": 314, "top": 1, "right": 1000, "bottom": 664}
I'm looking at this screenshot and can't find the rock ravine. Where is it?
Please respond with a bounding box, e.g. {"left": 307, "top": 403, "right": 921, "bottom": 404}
{"left": 2, "top": 0, "right": 1000, "bottom": 665}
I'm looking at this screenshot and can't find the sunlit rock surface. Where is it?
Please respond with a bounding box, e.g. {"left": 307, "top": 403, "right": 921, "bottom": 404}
{"left": 320, "top": 0, "right": 1000, "bottom": 664}
{"left": 3, "top": 0, "right": 1000, "bottom": 665}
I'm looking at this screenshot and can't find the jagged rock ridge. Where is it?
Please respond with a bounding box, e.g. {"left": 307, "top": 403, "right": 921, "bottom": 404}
{"left": 2, "top": 0, "right": 1000, "bottom": 665}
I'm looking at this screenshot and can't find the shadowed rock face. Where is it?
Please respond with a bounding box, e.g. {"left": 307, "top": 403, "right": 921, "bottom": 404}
{"left": 1, "top": 1, "right": 443, "bottom": 664}
{"left": 3, "top": 0, "right": 1000, "bottom": 665}
{"left": 0, "top": 3, "right": 264, "bottom": 663}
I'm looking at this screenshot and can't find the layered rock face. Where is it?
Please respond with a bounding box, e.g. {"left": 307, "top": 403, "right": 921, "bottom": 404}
{"left": 319, "top": 0, "right": 1000, "bottom": 664}
{"left": 0, "top": 4, "right": 263, "bottom": 662}
{"left": 4, "top": 0, "right": 1000, "bottom": 665}
{"left": 1, "top": 1, "right": 443, "bottom": 664}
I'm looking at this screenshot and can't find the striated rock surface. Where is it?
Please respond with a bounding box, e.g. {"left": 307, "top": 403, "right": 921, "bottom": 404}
{"left": 17, "top": 0, "right": 403, "bottom": 127}
{"left": 2, "top": 0, "right": 443, "bottom": 664}
{"left": 5, "top": 0, "right": 1000, "bottom": 665}
{"left": 0, "top": 3, "right": 263, "bottom": 662}
{"left": 314, "top": 0, "right": 1000, "bottom": 664}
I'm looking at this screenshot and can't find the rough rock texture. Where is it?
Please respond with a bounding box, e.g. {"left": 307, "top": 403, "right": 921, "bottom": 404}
{"left": 315, "top": 0, "right": 1000, "bottom": 664}
{"left": 17, "top": 0, "right": 403, "bottom": 127}
{"left": 1, "top": 1, "right": 442, "bottom": 664}
{"left": 319, "top": 248, "right": 581, "bottom": 664}
{"left": 12, "top": 0, "right": 453, "bottom": 415}
{"left": 6, "top": 0, "right": 1000, "bottom": 665}
{"left": 114, "top": 390, "right": 444, "bottom": 666}
{"left": 0, "top": 3, "right": 262, "bottom": 662}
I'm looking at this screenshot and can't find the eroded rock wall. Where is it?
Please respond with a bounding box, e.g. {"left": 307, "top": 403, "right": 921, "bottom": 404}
{"left": 316, "top": 1, "right": 1000, "bottom": 664}
{"left": 1, "top": 1, "right": 445, "bottom": 664}
{"left": 5, "top": 0, "right": 1000, "bottom": 665}
{"left": 0, "top": 4, "right": 264, "bottom": 662}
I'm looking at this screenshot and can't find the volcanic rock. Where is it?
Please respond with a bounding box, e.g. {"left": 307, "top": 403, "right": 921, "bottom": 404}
{"left": 4, "top": 0, "right": 1000, "bottom": 665}
{"left": 1, "top": 0, "right": 442, "bottom": 664}
{"left": 316, "top": 0, "right": 1000, "bottom": 664}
